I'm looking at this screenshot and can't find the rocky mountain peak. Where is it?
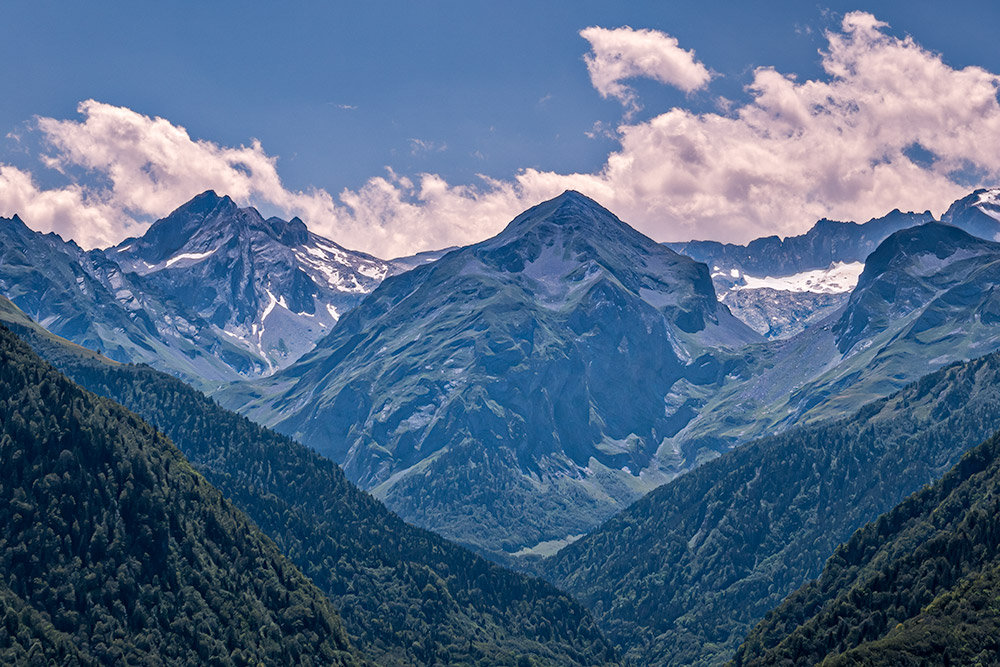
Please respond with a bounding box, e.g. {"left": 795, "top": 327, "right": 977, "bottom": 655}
{"left": 940, "top": 187, "right": 1000, "bottom": 241}
{"left": 477, "top": 190, "right": 704, "bottom": 299}
{"left": 265, "top": 215, "right": 310, "bottom": 246}
{"left": 494, "top": 190, "right": 636, "bottom": 245}
{"left": 834, "top": 222, "right": 1000, "bottom": 354}
{"left": 113, "top": 190, "right": 242, "bottom": 262}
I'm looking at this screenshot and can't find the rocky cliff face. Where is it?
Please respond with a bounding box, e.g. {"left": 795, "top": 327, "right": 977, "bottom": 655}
{"left": 0, "top": 213, "right": 261, "bottom": 386}
{"left": 110, "top": 190, "right": 389, "bottom": 373}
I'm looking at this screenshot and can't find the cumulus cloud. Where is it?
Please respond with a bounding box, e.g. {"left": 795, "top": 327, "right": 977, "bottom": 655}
{"left": 574, "top": 10, "right": 1000, "bottom": 242}
{"left": 0, "top": 164, "right": 129, "bottom": 247}
{"left": 579, "top": 25, "right": 712, "bottom": 113}
{"left": 1, "top": 100, "right": 524, "bottom": 256}
{"left": 3, "top": 12, "right": 1000, "bottom": 257}
{"left": 36, "top": 100, "right": 326, "bottom": 222}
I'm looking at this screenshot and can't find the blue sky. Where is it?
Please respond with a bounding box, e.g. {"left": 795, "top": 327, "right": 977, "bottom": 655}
{"left": 2, "top": 2, "right": 1000, "bottom": 257}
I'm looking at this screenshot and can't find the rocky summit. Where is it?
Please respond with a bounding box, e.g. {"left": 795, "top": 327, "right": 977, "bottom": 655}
{"left": 110, "top": 190, "right": 390, "bottom": 374}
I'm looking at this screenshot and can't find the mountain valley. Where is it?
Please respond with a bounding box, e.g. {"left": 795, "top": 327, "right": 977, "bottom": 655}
{"left": 8, "top": 8, "right": 1000, "bottom": 666}
{"left": 0, "top": 295, "right": 615, "bottom": 667}
{"left": 219, "top": 191, "right": 762, "bottom": 557}
{"left": 5, "top": 186, "right": 1000, "bottom": 666}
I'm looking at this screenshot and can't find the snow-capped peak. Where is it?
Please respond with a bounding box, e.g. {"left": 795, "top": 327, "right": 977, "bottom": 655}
{"left": 975, "top": 188, "right": 1000, "bottom": 222}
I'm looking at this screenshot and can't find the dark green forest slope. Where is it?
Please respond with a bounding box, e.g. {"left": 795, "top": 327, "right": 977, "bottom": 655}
{"left": 734, "top": 428, "right": 1000, "bottom": 666}
{"left": 542, "top": 350, "right": 1000, "bottom": 666}
{"left": 1, "top": 299, "right": 616, "bottom": 667}
{"left": 0, "top": 325, "right": 360, "bottom": 666}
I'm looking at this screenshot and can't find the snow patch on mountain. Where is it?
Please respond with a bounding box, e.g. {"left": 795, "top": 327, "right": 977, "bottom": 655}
{"left": 975, "top": 189, "right": 1000, "bottom": 224}
{"left": 293, "top": 241, "right": 388, "bottom": 293}
{"left": 734, "top": 262, "right": 864, "bottom": 294}
{"left": 165, "top": 249, "right": 216, "bottom": 267}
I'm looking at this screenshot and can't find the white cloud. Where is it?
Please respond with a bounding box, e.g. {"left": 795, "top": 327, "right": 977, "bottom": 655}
{"left": 0, "top": 164, "right": 129, "bottom": 247}
{"left": 579, "top": 25, "right": 712, "bottom": 113}
{"left": 409, "top": 138, "right": 446, "bottom": 155}
{"left": 571, "top": 10, "right": 1000, "bottom": 243}
{"left": 3, "top": 12, "right": 1000, "bottom": 258}
{"left": 36, "top": 100, "right": 322, "bottom": 221}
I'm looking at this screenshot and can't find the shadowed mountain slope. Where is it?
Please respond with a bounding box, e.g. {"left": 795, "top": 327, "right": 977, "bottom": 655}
{"left": 542, "top": 348, "right": 1000, "bottom": 666}
{"left": 735, "top": 427, "right": 1000, "bottom": 666}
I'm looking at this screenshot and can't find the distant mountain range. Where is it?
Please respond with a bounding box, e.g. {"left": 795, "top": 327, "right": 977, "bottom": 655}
{"left": 109, "top": 190, "right": 390, "bottom": 374}
{"left": 668, "top": 221, "right": 1000, "bottom": 465}
{"left": 216, "top": 191, "right": 1000, "bottom": 561}
{"left": 0, "top": 191, "right": 392, "bottom": 388}
{"left": 0, "top": 211, "right": 260, "bottom": 386}
{"left": 668, "top": 191, "right": 1000, "bottom": 339}
{"left": 4, "top": 185, "right": 998, "bottom": 382}
{"left": 8, "top": 185, "right": 999, "bottom": 560}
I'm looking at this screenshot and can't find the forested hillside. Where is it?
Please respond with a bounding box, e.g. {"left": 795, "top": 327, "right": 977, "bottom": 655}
{"left": 1, "top": 299, "right": 617, "bottom": 667}
{"left": 734, "top": 428, "right": 1000, "bottom": 665}
{"left": 542, "top": 350, "right": 1000, "bottom": 666}
{"left": 0, "top": 325, "right": 360, "bottom": 666}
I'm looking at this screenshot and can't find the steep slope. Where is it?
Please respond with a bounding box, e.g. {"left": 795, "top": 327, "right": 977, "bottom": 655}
{"left": 0, "top": 324, "right": 360, "bottom": 666}
{"left": 110, "top": 191, "right": 389, "bottom": 372}
{"left": 671, "top": 222, "right": 1000, "bottom": 467}
{"left": 0, "top": 214, "right": 259, "bottom": 386}
{"left": 2, "top": 296, "right": 617, "bottom": 667}
{"left": 222, "top": 190, "right": 762, "bottom": 558}
{"left": 734, "top": 428, "right": 1000, "bottom": 666}
{"left": 542, "top": 350, "right": 1000, "bottom": 666}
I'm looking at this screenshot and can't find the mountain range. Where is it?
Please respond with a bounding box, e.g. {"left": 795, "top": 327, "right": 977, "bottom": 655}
{"left": 220, "top": 190, "right": 1000, "bottom": 561}
{"left": 8, "top": 187, "right": 1000, "bottom": 561}
{"left": 108, "top": 190, "right": 390, "bottom": 374}
{"left": 6, "top": 183, "right": 1000, "bottom": 665}
{"left": 0, "top": 191, "right": 391, "bottom": 389}
{"left": 668, "top": 192, "right": 1000, "bottom": 340}
{"left": 665, "top": 220, "right": 1000, "bottom": 468}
